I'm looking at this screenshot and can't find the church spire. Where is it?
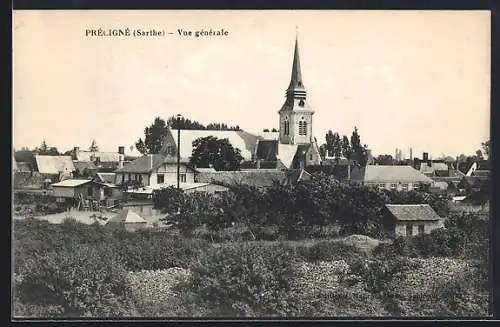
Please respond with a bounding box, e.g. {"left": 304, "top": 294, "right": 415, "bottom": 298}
{"left": 286, "top": 29, "right": 306, "bottom": 99}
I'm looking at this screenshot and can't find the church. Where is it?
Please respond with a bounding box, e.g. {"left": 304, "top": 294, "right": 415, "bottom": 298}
{"left": 159, "top": 35, "right": 322, "bottom": 170}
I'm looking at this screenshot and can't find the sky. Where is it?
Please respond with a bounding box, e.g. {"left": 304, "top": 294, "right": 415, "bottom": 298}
{"left": 13, "top": 10, "right": 490, "bottom": 158}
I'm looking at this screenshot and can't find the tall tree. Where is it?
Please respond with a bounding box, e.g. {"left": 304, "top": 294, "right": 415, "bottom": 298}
{"left": 135, "top": 117, "right": 169, "bottom": 155}
{"left": 167, "top": 116, "right": 205, "bottom": 130}
{"left": 190, "top": 136, "right": 243, "bottom": 171}
{"left": 89, "top": 139, "right": 99, "bottom": 153}
{"left": 350, "top": 127, "right": 368, "bottom": 166}
{"left": 325, "top": 130, "right": 335, "bottom": 157}
{"left": 481, "top": 140, "right": 490, "bottom": 158}
{"left": 341, "top": 135, "right": 351, "bottom": 159}
{"left": 36, "top": 140, "right": 59, "bottom": 156}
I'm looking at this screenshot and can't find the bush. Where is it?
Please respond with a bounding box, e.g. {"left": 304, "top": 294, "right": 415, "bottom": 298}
{"left": 178, "top": 242, "right": 299, "bottom": 317}
{"left": 301, "top": 240, "right": 365, "bottom": 263}
{"left": 16, "top": 243, "right": 136, "bottom": 317}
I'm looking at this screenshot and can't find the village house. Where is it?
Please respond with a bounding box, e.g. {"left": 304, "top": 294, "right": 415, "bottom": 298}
{"left": 72, "top": 146, "right": 138, "bottom": 172}
{"left": 158, "top": 35, "right": 322, "bottom": 171}
{"left": 51, "top": 178, "right": 122, "bottom": 207}
{"left": 382, "top": 204, "right": 444, "bottom": 237}
{"left": 349, "top": 165, "right": 433, "bottom": 191}
{"left": 114, "top": 154, "right": 197, "bottom": 187}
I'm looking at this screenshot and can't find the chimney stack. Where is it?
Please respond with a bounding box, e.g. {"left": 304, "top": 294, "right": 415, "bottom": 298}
{"left": 148, "top": 154, "right": 153, "bottom": 170}
{"left": 410, "top": 147, "right": 413, "bottom": 161}
{"left": 423, "top": 152, "right": 429, "bottom": 162}
{"left": 118, "top": 146, "right": 125, "bottom": 155}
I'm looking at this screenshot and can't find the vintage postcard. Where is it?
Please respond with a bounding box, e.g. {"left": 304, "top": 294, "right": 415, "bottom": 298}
{"left": 12, "top": 10, "right": 491, "bottom": 319}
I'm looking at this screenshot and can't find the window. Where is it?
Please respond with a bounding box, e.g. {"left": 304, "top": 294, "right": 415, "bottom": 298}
{"left": 299, "top": 99, "right": 305, "bottom": 107}
{"left": 390, "top": 183, "right": 397, "bottom": 190}
{"left": 121, "top": 174, "right": 125, "bottom": 183}
{"left": 418, "top": 225, "right": 425, "bottom": 235}
{"left": 309, "top": 153, "right": 313, "bottom": 160}
{"left": 135, "top": 174, "right": 138, "bottom": 181}
{"left": 298, "top": 119, "right": 308, "bottom": 136}
{"left": 283, "top": 116, "right": 290, "bottom": 135}
{"left": 87, "top": 187, "right": 93, "bottom": 197}
{"left": 378, "top": 183, "right": 385, "bottom": 189}
{"left": 402, "top": 183, "right": 409, "bottom": 191}
{"left": 157, "top": 174, "right": 164, "bottom": 184}
{"left": 128, "top": 173, "right": 131, "bottom": 180}
{"left": 406, "top": 225, "right": 413, "bottom": 236}
{"left": 180, "top": 174, "right": 187, "bottom": 183}
{"left": 166, "top": 145, "right": 172, "bottom": 155}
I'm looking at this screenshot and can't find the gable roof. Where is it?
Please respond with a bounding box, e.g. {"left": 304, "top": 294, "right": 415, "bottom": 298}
{"left": 385, "top": 204, "right": 441, "bottom": 221}
{"left": 52, "top": 179, "right": 93, "bottom": 187}
{"left": 350, "top": 165, "right": 433, "bottom": 184}
{"left": 169, "top": 129, "right": 260, "bottom": 161}
{"left": 74, "top": 161, "right": 97, "bottom": 172}
{"left": 196, "top": 170, "right": 287, "bottom": 188}
{"left": 96, "top": 172, "right": 116, "bottom": 184}
{"left": 34, "top": 155, "right": 75, "bottom": 174}
{"left": 76, "top": 151, "right": 121, "bottom": 162}
{"left": 107, "top": 208, "right": 147, "bottom": 224}
{"left": 115, "top": 154, "right": 173, "bottom": 173}
{"left": 277, "top": 144, "right": 299, "bottom": 169}
{"left": 419, "top": 162, "right": 448, "bottom": 174}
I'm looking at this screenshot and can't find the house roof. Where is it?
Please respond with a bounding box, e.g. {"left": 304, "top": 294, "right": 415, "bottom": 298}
{"left": 256, "top": 140, "right": 278, "bottom": 161}
{"left": 96, "top": 172, "right": 116, "bottom": 184}
{"left": 74, "top": 161, "right": 97, "bottom": 171}
{"left": 350, "top": 165, "right": 433, "bottom": 184}
{"left": 169, "top": 129, "right": 261, "bottom": 161}
{"left": 419, "top": 162, "right": 448, "bottom": 173}
{"left": 385, "top": 204, "right": 441, "bottom": 221}
{"left": 107, "top": 208, "right": 147, "bottom": 224}
{"left": 196, "top": 170, "right": 287, "bottom": 188}
{"left": 35, "top": 155, "right": 75, "bottom": 174}
{"left": 76, "top": 151, "right": 121, "bottom": 162}
{"left": 285, "top": 169, "right": 312, "bottom": 185}
{"left": 52, "top": 179, "right": 93, "bottom": 187}
{"left": 125, "top": 182, "right": 226, "bottom": 194}
{"left": 115, "top": 154, "right": 190, "bottom": 173}
{"left": 277, "top": 144, "right": 299, "bottom": 169}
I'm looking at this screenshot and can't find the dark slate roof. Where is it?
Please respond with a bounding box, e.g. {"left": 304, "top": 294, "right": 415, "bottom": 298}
{"left": 74, "top": 161, "right": 97, "bottom": 171}
{"left": 115, "top": 154, "right": 192, "bottom": 173}
{"left": 385, "top": 204, "right": 441, "bottom": 221}
{"left": 196, "top": 170, "right": 287, "bottom": 188}
{"left": 115, "top": 154, "right": 166, "bottom": 173}
{"left": 350, "top": 165, "right": 433, "bottom": 183}
{"left": 256, "top": 140, "right": 278, "bottom": 161}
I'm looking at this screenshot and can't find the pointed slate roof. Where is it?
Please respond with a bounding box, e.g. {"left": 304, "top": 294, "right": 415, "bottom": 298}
{"left": 286, "top": 36, "right": 306, "bottom": 98}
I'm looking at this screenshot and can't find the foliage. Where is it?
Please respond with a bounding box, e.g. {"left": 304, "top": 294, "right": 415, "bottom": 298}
{"left": 190, "top": 136, "right": 243, "bottom": 171}
{"left": 166, "top": 115, "right": 240, "bottom": 131}
{"left": 178, "top": 242, "right": 299, "bottom": 317}
{"left": 135, "top": 117, "right": 169, "bottom": 155}
{"left": 35, "top": 139, "right": 59, "bottom": 156}
{"left": 88, "top": 139, "right": 99, "bottom": 152}
{"left": 16, "top": 242, "right": 135, "bottom": 317}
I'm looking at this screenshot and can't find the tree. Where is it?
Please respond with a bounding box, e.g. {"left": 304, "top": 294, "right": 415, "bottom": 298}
{"left": 89, "top": 139, "right": 99, "bottom": 153}
{"left": 324, "top": 131, "right": 342, "bottom": 159}
{"left": 341, "top": 135, "right": 351, "bottom": 159}
{"left": 190, "top": 136, "right": 243, "bottom": 171}
{"left": 481, "top": 140, "right": 490, "bottom": 158}
{"left": 167, "top": 116, "right": 205, "bottom": 130}
{"left": 350, "top": 127, "right": 368, "bottom": 166}
{"left": 36, "top": 140, "right": 59, "bottom": 156}
{"left": 271, "top": 128, "right": 278, "bottom": 132}
{"left": 135, "top": 117, "right": 169, "bottom": 155}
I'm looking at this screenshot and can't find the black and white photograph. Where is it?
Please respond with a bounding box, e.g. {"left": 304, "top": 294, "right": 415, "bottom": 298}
{"left": 12, "top": 10, "right": 491, "bottom": 318}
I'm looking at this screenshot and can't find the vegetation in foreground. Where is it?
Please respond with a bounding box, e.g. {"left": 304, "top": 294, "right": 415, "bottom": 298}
{"left": 12, "top": 176, "right": 489, "bottom": 318}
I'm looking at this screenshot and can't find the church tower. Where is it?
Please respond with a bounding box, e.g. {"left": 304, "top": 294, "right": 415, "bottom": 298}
{"left": 278, "top": 34, "right": 315, "bottom": 145}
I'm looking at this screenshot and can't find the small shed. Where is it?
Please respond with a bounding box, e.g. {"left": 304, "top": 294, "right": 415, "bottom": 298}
{"left": 51, "top": 179, "right": 102, "bottom": 201}
{"left": 383, "top": 204, "right": 444, "bottom": 237}
{"left": 106, "top": 208, "right": 148, "bottom": 232}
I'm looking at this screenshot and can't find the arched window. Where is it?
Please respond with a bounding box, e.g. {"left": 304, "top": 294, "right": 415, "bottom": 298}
{"left": 283, "top": 116, "right": 290, "bottom": 135}
{"left": 298, "top": 117, "right": 307, "bottom": 136}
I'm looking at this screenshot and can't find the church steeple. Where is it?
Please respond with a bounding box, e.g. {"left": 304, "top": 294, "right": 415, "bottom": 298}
{"left": 286, "top": 32, "right": 307, "bottom": 99}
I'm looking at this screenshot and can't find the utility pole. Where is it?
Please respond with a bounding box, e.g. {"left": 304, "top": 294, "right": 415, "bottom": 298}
{"left": 176, "top": 114, "right": 182, "bottom": 189}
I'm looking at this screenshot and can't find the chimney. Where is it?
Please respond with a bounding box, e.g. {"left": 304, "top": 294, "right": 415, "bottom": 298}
{"left": 410, "top": 148, "right": 413, "bottom": 161}
{"left": 73, "top": 146, "right": 80, "bottom": 154}
{"left": 118, "top": 146, "right": 125, "bottom": 155}
{"left": 148, "top": 154, "right": 153, "bottom": 170}
{"left": 423, "top": 152, "right": 429, "bottom": 162}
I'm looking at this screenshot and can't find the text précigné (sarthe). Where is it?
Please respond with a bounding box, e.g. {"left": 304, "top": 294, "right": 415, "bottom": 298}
{"left": 84, "top": 28, "right": 230, "bottom": 38}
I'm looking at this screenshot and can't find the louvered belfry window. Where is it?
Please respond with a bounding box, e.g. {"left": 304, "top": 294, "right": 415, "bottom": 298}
{"left": 298, "top": 120, "right": 307, "bottom": 136}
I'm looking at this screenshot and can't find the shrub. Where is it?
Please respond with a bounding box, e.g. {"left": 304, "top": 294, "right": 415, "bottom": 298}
{"left": 178, "top": 242, "right": 298, "bottom": 317}
{"left": 302, "top": 240, "right": 365, "bottom": 263}
{"left": 15, "top": 243, "right": 136, "bottom": 317}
